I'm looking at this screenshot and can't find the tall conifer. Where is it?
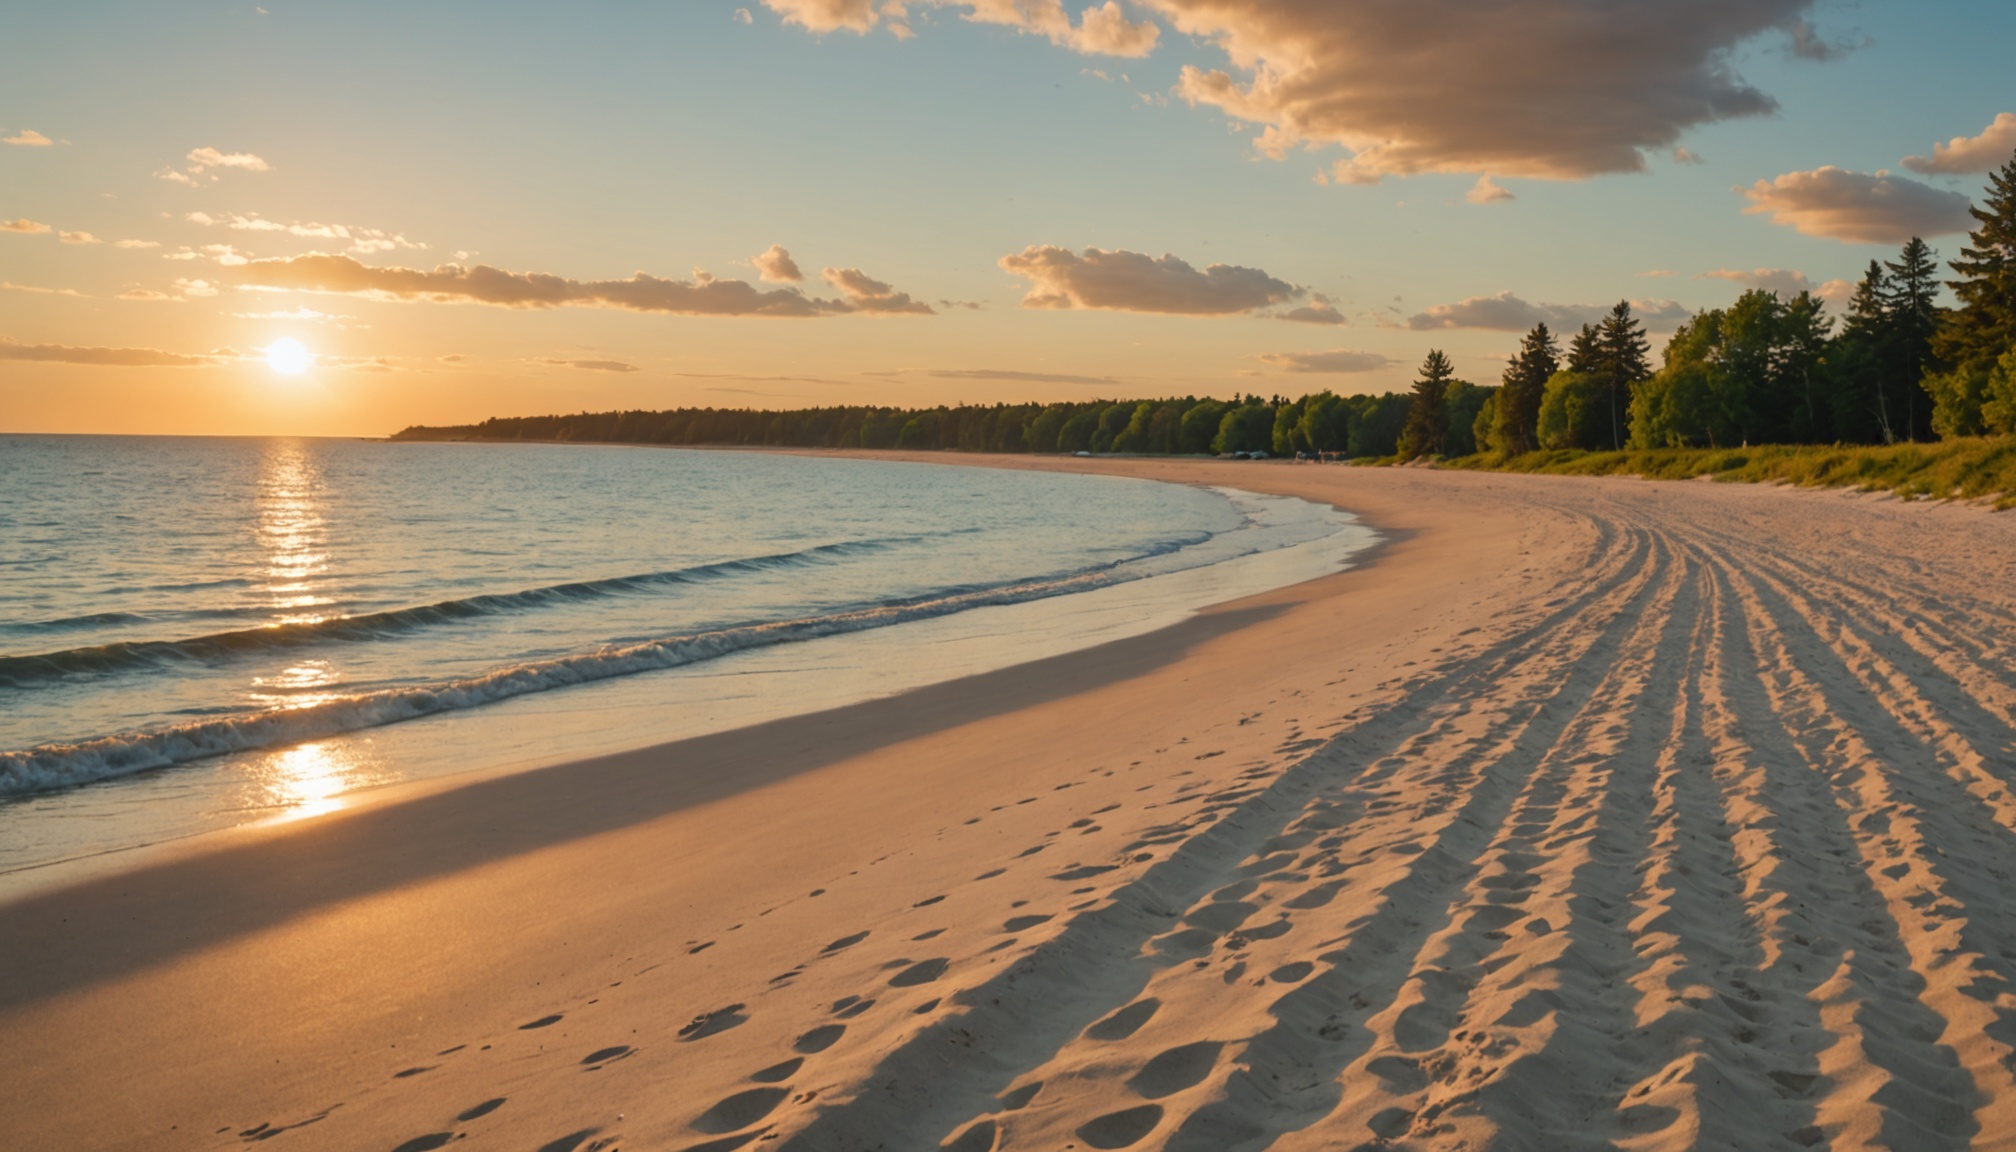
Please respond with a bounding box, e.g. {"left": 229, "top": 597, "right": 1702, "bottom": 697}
{"left": 1398, "top": 349, "right": 1455, "bottom": 460}
{"left": 1935, "top": 150, "right": 2016, "bottom": 374}
{"left": 1883, "top": 237, "right": 1945, "bottom": 439}
{"left": 1595, "top": 301, "right": 1652, "bottom": 450}
{"left": 1494, "top": 323, "right": 1558, "bottom": 454}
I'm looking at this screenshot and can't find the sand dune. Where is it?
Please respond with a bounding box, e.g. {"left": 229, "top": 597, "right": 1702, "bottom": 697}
{"left": 2, "top": 461, "right": 2013, "bottom": 1151}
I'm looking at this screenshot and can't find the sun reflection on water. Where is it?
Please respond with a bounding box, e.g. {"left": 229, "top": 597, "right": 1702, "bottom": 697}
{"left": 255, "top": 440, "right": 334, "bottom": 623}
{"left": 261, "top": 741, "right": 351, "bottom": 820}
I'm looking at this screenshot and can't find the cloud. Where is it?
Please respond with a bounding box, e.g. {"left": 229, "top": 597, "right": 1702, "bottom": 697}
{"left": 1403, "top": 290, "right": 1691, "bottom": 332}
{"left": 735, "top": 6, "right": 754, "bottom": 22}
{"left": 117, "top": 288, "right": 177, "bottom": 301}
{"left": 159, "top": 146, "right": 270, "bottom": 185}
{"left": 753, "top": 243, "right": 804, "bottom": 282}
{"left": 1673, "top": 147, "right": 1704, "bottom": 165}
{"left": 764, "top": 0, "right": 1159, "bottom": 56}
{"left": 3, "top": 129, "right": 53, "bottom": 147}
{"left": 928, "top": 368, "right": 1120, "bottom": 385}
{"left": 1903, "top": 112, "right": 2016, "bottom": 176}
{"left": 2, "top": 219, "right": 52, "bottom": 234}
{"left": 165, "top": 242, "right": 253, "bottom": 265}
{"left": 999, "top": 245, "right": 1301, "bottom": 314}
{"left": 174, "top": 278, "right": 219, "bottom": 297}
{"left": 1466, "top": 175, "right": 1514, "bottom": 204}
{"left": 233, "top": 307, "right": 346, "bottom": 320}
{"left": 3, "top": 282, "right": 86, "bottom": 297}
{"left": 1815, "top": 278, "right": 1856, "bottom": 305}
{"left": 0, "top": 336, "right": 215, "bottom": 367}
{"left": 1153, "top": 0, "right": 1809, "bottom": 183}
{"left": 532, "top": 357, "right": 641, "bottom": 373}
{"left": 114, "top": 239, "right": 160, "bottom": 249}
{"left": 820, "top": 265, "right": 934, "bottom": 313}
{"left": 186, "top": 211, "right": 423, "bottom": 254}
{"left": 57, "top": 230, "right": 101, "bottom": 245}
{"left": 1698, "top": 268, "right": 1813, "bottom": 295}
{"left": 1257, "top": 348, "right": 1395, "bottom": 373}
{"left": 226, "top": 253, "right": 935, "bottom": 317}
{"left": 1739, "top": 166, "right": 1974, "bottom": 244}
{"left": 1275, "top": 294, "right": 1346, "bottom": 325}
{"left": 1787, "top": 19, "right": 1864, "bottom": 62}
{"left": 439, "top": 354, "right": 466, "bottom": 363}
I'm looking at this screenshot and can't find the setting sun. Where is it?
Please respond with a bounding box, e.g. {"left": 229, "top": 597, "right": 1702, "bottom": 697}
{"left": 263, "top": 338, "right": 312, "bottom": 376}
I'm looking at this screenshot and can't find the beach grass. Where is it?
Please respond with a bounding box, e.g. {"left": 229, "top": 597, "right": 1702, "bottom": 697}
{"left": 1424, "top": 437, "right": 2016, "bottom": 509}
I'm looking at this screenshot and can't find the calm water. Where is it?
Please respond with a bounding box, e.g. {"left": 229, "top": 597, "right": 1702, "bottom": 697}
{"left": 0, "top": 436, "right": 1369, "bottom": 889}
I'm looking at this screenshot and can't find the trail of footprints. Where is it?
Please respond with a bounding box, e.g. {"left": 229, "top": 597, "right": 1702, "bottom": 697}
{"left": 225, "top": 482, "right": 2016, "bottom": 1151}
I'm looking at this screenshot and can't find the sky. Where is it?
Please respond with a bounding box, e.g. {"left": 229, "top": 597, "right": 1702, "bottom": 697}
{"left": 2, "top": 0, "right": 2013, "bottom": 436}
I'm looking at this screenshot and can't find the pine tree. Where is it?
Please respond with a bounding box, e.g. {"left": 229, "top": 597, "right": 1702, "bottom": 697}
{"left": 1883, "top": 236, "right": 1945, "bottom": 439}
{"left": 1596, "top": 301, "right": 1652, "bottom": 450}
{"left": 1833, "top": 261, "right": 1901, "bottom": 441}
{"left": 1934, "top": 150, "right": 2016, "bottom": 379}
{"left": 1398, "top": 349, "right": 1455, "bottom": 460}
{"left": 1567, "top": 323, "right": 1602, "bottom": 373}
{"left": 1494, "top": 323, "right": 1559, "bottom": 454}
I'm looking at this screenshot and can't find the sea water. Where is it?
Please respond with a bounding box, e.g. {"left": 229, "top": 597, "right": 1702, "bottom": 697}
{"left": 0, "top": 436, "right": 1373, "bottom": 892}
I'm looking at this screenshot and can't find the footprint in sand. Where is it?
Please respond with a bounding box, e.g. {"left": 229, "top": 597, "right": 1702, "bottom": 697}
{"left": 392, "top": 1065, "right": 435, "bottom": 1079}
{"left": 1268, "top": 961, "right": 1314, "bottom": 983}
{"left": 1002, "top": 914, "right": 1053, "bottom": 932}
{"left": 679, "top": 1005, "right": 749, "bottom": 1042}
{"left": 535, "top": 1128, "right": 604, "bottom": 1152}
{"left": 1084, "top": 998, "right": 1160, "bottom": 1041}
{"left": 794, "top": 1024, "right": 847, "bottom": 1053}
{"left": 834, "top": 998, "right": 876, "bottom": 1019}
{"left": 581, "top": 1046, "right": 633, "bottom": 1067}
{"left": 691, "top": 1087, "right": 790, "bottom": 1135}
{"left": 519, "top": 1014, "right": 564, "bottom": 1030}
{"left": 457, "top": 1098, "right": 507, "bottom": 1121}
{"left": 390, "top": 1135, "right": 454, "bottom": 1152}
{"left": 751, "top": 1057, "right": 803, "bottom": 1082}
{"left": 1129, "top": 1041, "right": 1222, "bottom": 1098}
{"left": 678, "top": 1132, "right": 768, "bottom": 1152}
{"left": 1076, "top": 1104, "right": 1164, "bottom": 1148}
{"left": 999, "top": 1081, "right": 1043, "bottom": 1110}
{"left": 889, "top": 958, "right": 950, "bottom": 987}
{"left": 822, "top": 931, "right": 870, "bottom": 954}
{"left": 915, "top": 895, "right": 946, "bottom": 907}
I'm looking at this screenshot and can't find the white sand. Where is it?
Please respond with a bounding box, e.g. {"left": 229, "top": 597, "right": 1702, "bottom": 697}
{"left": 2, "top": 458, "right": 2012, "bottom": 1152}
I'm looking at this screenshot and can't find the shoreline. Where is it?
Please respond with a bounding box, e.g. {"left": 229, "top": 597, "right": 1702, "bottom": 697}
{"left": 3, "top": 456, "right": 2013, "bottom": 1149}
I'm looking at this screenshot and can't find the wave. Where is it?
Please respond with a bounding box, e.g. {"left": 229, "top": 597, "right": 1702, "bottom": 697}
{"left": 0, "top": 537, "right": 923, "bottom": 688}
{"left": 0, "top": 561, "right": 1155, "bottom": 796}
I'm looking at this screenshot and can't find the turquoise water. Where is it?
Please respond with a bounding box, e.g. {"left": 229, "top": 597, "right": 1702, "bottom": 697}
{"left": 0, "top": 437, "right": 1369, "bottom": 889}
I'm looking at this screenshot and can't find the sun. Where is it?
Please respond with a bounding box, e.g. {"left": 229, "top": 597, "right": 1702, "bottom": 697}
{"left": 264, "top": 338, "right": 313, "bottom": 376}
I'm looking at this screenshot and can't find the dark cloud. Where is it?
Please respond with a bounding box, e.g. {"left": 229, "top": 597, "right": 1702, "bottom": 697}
{"left": 999, "top": 245, "right": 1301, "bottom": 315}
{"left": 227, "top": 254, "right": 933, "bottom": 317}
{"left": 1276, "top": 295, "right": 1346, "bottom": 325}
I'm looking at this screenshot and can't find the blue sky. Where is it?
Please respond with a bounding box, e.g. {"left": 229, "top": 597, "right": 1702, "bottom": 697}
{"left": 2, "top": 0, "right": 2012, "bottom": 434}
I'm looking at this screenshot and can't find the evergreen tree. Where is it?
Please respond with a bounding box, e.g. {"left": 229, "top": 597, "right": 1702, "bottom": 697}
{"left": 1595, "top": 301, "right": 1653, "bottom": 450}
{"left": 1493, "top": 322, "right": 1559, "bottom": 454}
{"left": 1883, "top": 236, "right": 1946, "bottom": 439}
{"left": 1398, "top": 349, "right": 1455, "bottom": 459}
{"left": 1567, "top": 323, "right": 1602, "bottom": 373}
{"left": 1831, "top": 261, "right": 1899, "bottom": 441}
{"left": 1928, "top": 150, "right": 2016, "bottom": 435}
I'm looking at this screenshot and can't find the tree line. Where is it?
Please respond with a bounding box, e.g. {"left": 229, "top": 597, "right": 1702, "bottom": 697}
{"left": 399, "top": 152, "right": 2015, "bottom": 461}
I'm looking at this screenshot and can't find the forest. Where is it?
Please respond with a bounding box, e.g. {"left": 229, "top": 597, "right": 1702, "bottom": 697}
{"left": 398, "top": 154, "right": 2016, "bottom": 465}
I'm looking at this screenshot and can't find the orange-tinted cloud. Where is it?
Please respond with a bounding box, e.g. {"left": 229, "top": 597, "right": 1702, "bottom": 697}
{"left": 1465, "top": 176, "right": 1515, "bottom": 205}
{"left": 57, "top": 230, "right": 101, "bottom": 245}
{"left": 765, "top": 0, "right": 1158, "bottom": 56}
{"left": 928, "top": 368, "right": 1119, "bottom": 384}
{"left": 820, "top": 266, "right": 934, "bottom": 313}
{"left": 187, "top": 211, "right": 423, "bottom": 255}
{"left": 1404, "top": 291, "right": 1690, "bottom": 332}
{"left": 532, "top": 358, "right": 641, "bottom": 372}
{"left": 3, "top": 129, "right": 53, "bottom": 147}
{"left": 227, "top": 253, "right": 934, "bottom": 317}
{"left": 1276, "top": 295, "right": 1345, "bottom": 325}
{"left": 1257, "top": 348, "right": 1394, "bottom": 373}
{"left": 1903, "top": 113, "right": 2016, "bottom": 176}
{"left": 753, "top": 244, "right": 804, "bottom": 282}
{"left": 2, "top": 219, "right": 52, "bottom": 234}
{"left": 1154, "top": 0, "right": 1810, "bottom": 182}
{"left": 0, "top": 336, "right": 215, "bottom": 367}
{"left": 159, "top": 146, "right": 270, "bottom": 185}
{"left": 1698, "top": 268, "right": 1813, "bottom": 295}
{"left": 1739, "top": 167, "right": 1973, "bottom": 244}
{"left": 999, "top": 245, "right": 1301, "bottom": 314}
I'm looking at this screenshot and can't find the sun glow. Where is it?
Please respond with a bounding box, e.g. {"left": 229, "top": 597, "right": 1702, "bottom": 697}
{"left": 264, "top": 337, "right": 313, "bottom": 376}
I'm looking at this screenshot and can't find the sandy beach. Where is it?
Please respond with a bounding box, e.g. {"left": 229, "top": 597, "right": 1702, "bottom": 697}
{"left": 3, "top": 456, "right": 2014, "bottom": 1152}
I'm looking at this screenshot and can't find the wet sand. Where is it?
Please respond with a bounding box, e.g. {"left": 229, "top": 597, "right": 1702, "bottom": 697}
{"left": 2, "top": 457, "right": 2013, "bottom": 1151}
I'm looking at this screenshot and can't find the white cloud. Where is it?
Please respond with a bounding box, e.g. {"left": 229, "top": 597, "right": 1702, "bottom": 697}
{"left": 1404, "top": 290, "right": 1691, "bottom": 332}
{"left": 1739, "top": 166, "right": 1974, "bottom": 244}
{"left": 3, "top": 129, "right": 53, "bottom": 147}
{"left": 114, "top": 239, "right": 161, "bottom": 249}
{"left": 227, "top": 253, "right": 935, "bottom": 317}
{"left": 1466, "top": 175, "right": 1514, "bottom": 205}
{"left": 159, "top": 146, "right": 271, "bottom": 184}
{"left": 1903, "top": 112, "right": 2016, "bottom": 176}
{"left": 1257, "top": 348, "right": 1394, "bottom": 373}
{"left": 186, "top": 211, "right": 424, "bottom": 255}
{"left": 753, "top": 243, "right": 804, "bottom": 282}
{"left": 998, "top": 244, "right": 1301, "bottom": 314}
